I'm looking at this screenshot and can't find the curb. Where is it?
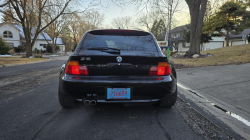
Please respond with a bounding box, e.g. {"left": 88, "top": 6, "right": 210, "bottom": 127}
{"left": 0, "top": 58, "right": 54, "bottom": 68}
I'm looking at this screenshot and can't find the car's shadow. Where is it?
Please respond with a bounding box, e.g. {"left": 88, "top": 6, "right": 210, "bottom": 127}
{"left": 35, "top": 102, "right": 201, "bottom": 140}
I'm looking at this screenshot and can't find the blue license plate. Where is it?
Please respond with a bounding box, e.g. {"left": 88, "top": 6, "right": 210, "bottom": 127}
{"left": 107, "top": 88, "right": 131, "bottom": 99}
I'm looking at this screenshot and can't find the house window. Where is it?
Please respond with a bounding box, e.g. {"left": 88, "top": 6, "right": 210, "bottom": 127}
{"left": 3, "top": 31, "right": 13, "bottom": 38}
{"left": 40, "top": 44, "right": 47, "bottom": 48}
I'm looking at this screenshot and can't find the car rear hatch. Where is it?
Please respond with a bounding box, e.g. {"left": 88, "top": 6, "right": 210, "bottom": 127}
{"left": 68, "top": 29, "right": 169, "bottom": 76}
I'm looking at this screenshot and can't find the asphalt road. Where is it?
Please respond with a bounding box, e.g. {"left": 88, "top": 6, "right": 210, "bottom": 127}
{"left": 0, "top": 56, "right": 244, "bottom": 140}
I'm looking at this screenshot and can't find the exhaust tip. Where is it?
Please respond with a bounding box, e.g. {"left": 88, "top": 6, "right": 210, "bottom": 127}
{"left": 90, "top": 100, "right": 96, "bottom": 105}
{"left": 84, "top": 100, "right": 90, "bottom": 105}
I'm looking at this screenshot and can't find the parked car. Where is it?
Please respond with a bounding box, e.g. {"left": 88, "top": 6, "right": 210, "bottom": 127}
{"left": 58, "top": 29, "right": 177, "bottom": 108}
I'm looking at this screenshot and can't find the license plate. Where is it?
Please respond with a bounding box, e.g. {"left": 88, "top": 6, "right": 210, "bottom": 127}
{"left": 107, "top": 88, "right": 131, "bottom": 99}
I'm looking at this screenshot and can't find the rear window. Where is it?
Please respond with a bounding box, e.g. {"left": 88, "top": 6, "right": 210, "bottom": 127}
{"left": 80, "top": 33, "right": 158, "bottom": 52}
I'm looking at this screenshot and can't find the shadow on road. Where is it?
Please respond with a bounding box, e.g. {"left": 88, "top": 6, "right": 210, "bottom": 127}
{"left": 33, "top": 102, "right": 203, "bottom": 140}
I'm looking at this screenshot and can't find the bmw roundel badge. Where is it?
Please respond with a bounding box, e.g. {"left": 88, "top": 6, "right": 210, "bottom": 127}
{"left": 116, "top": 56, "right": 122, "bottom": 63}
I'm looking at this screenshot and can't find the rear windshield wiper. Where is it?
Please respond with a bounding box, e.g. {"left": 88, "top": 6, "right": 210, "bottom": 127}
{"left": 107, "top": 47, "right": 120, "bottom": 51}
{"left": 87, "top": 47, "right": 109, "bottom": 50}
{"left": 87, "top": 47, "right": 120, "bottom": 51}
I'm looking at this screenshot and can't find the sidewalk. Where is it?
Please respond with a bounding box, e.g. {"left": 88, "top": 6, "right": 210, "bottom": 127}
{"left": 176, "top": 63, "right": 250, "bottom": 137}
{"left": 177, "top": 63, "right": 250, "bottom": 114}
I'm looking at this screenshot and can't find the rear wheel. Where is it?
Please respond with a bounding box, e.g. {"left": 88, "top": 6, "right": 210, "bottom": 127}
{"left": 158, "top": 87, "right": 177, "bottom": 107}
{"left": 58, "top": 88, "right": 76, "bottom": 108}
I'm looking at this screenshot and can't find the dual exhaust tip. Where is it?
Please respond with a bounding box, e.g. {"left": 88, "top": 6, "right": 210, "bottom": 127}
{"left": 84, "top": 100, "right": 96, "bottom": 105}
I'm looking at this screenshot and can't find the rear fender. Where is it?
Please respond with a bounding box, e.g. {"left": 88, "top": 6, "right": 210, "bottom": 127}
{"left": 169, "top": 60, "right": 177, "bottom": 79}
{"left": 60, "top": 63, "right": 66, "bottom": 75}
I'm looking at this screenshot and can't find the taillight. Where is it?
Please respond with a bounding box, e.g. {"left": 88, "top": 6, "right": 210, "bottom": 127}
{"left": 65, "top": 61, "right": 88, "bottom": 75}
{"left": 149, "top": 62, "right": 171, "bottom": 76}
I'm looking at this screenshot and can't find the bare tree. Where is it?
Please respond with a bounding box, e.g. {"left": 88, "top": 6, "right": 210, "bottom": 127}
{"left": 0, "top": 0, "right": 75, "bottom": 57}
{"left": 41, "top": 5, "right": 73, "bottom": 54}
{"left": 112, "top": 0, "right": 184, "bottom": 39}
{"left": 82, "top": 10, "right": 105, "bottom": 30}
{"left": 153, "top": 0, "right": 184, "bottom": 40}
{"left": 62, "top": 10, "right": 105, "bottom": 51}
{"left": 68, "top": 13, "right": 81, "bottom": 46}
{"left": 136, "top": 10, "right": 163, "bottom": 31}
{"left": 112, "top": 16, "right": 133, "bottom": 29}
{"left": 0, "top": 0, "right": 10, "bottom": 7}
{"left": 60, "top": 25, "right": 73, "bottom": 52}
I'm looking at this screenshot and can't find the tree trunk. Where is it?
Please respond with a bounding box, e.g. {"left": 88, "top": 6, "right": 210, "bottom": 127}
{"left": 26, "top": 41, "right": 32, "bottom": 57}
{"left": 23, "top": 27, "right": 37, "bottom": 57}
{"left": 226, "top": 20, "right": 229, "bottom": 47}
{"left": 185, "top": 0, "right": 207, "bottom": 56}
{"left": 52, "top": 38, "right": 55, "bottom": 54}
{"left": 22, "top": 22, "right": 33, "bottom": 57}
{"left": 53, "top": 37, "right": 58, "bottom": 54}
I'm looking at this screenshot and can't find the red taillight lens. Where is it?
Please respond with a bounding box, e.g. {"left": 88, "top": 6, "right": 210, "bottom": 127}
{"left": 157, "top": 67, "right": 166, "bottom": 75}
{"left": 149, "top": 66, "right": 158, "bottom": 76}
{"left": 65, "top": 61, "right": 88, "bottom": 75}
{"left": 149, "top": 62, "right": 171, "bottom": 76}
{"left": 79, "top": 66, "right": 88, "bottom": 75}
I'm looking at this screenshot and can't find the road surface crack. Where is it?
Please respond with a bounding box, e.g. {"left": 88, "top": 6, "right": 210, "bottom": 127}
{"left": 155, "top": 108, "right": 171, "bottom": 140}
{"left": 31, "top": 108, "right": 62, "bottom": 140}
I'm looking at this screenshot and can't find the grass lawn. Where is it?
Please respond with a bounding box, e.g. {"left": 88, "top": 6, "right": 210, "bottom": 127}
{"left": 0, "top": 56, "right": 47, "bottom": 65}
{"left": 171, "top": 44, "right": 250, "bottom": 67}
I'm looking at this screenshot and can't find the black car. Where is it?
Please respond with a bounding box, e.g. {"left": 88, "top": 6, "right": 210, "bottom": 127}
{"left": 58, "top": 29, "right": 177, "bottom": 108}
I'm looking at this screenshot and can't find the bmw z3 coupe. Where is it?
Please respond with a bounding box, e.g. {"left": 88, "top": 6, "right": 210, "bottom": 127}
{"left": 58, "top": 29, "right": 177, "bottom": 108}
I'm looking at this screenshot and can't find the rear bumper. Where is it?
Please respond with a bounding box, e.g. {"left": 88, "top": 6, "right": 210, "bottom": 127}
{"left": 59, "top": 74, "right": 177, "bottom": 101}
{"left": 95, "top": 99, "right": 159, "bottom": 103}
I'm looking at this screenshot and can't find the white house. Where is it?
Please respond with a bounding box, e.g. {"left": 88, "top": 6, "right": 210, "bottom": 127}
{"left": 228, "top": 29, "right": 250, "bottom": 46}
{"left": 0, "top": 22, "right": 51, "bottom": 51}
{"left": 54, "top": 38, "right": 65, "bottom": 52}
{"left": 203, "top": 37, "right": 225, "bottom": 50}
{"left": 168, "top": 25, "right": 250, "bottom": 52}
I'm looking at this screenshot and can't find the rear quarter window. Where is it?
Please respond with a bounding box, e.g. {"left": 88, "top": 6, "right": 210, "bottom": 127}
{"left": 80, "top": 33, "right": 158, "bottom": 52}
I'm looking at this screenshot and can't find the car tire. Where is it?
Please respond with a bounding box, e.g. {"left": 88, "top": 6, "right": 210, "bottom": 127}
{"left": 158, "top": 86, "right": 177, "bottom": 107}
{"left": 58, "top": 88, "right": 76, "bottom": 108}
